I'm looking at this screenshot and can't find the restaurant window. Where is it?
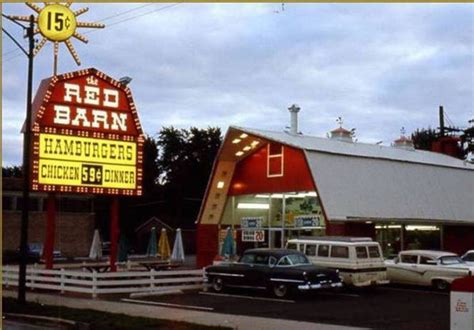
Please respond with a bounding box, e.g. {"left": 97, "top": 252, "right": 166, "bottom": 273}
{"left": 267, "top": 143, "right": 284, "bottom": 178}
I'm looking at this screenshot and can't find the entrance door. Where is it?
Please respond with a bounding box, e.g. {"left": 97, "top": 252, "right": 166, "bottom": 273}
{"left": 268, "top": 228, "right": 283, "bottom": 248}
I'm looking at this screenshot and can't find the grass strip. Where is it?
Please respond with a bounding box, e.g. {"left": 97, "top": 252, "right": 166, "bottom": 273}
{"left": 3, "top": 297, "right": 230, "bottom": 330}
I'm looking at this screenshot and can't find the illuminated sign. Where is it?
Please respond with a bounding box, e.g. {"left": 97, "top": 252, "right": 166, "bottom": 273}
{"left": 295, "top": 215, "right": 321, "bottom": 228}
{"left": 30, "top": 68, "right": 143, "bottom": 195}
{"left": 241, "top": 217, "right": 263, "bottom": 229}
{"left": 242, "top": 230, "right": 265, "bottom": 242}
{"left": 7, "top": 3, "right": 104, "bottom": 66}
{"left": 38, "top": 4, "right": 77, "bottom": 42}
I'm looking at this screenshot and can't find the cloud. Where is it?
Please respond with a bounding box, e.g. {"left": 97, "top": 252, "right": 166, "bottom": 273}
{"left": 2, "top": 3, "right": 473, "bottom": 166}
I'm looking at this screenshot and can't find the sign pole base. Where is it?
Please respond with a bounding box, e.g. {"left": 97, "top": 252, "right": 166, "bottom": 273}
{"left": 109, "top": 197, "right": 119, "bottom": 272}
{"left": 43, "top": 193, "right": 56, "bottom": 269}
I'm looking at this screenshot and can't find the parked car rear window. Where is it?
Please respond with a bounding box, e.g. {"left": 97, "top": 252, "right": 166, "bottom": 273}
{"left": 306, "top": 244, "right": 317, "bottom": 256}
{"left": 356, "top": 246, "right": 368, "bottom": 258}
{"left": 287, "top": 243, "right": 297, "bottom": 251}
{"left": 318, "top": 245, "right": 329, "bottom": 257}
{"left": 331, "top": 246, "right": 349, "bottom": 258}
{"left": 400, "top": 255, "right": 418, "bottom": 264}
{"left": 368, "top": 246, "right": 380, "bottom": 258}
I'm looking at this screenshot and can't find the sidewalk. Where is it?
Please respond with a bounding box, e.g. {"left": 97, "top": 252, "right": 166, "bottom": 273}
{"left": 3, "top": 290, "right": 365, "bottom": 330}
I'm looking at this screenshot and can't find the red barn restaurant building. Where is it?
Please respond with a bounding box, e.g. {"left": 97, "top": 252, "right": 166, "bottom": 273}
{"left": 196, "top": 112, "right": 474, "bottom": 267}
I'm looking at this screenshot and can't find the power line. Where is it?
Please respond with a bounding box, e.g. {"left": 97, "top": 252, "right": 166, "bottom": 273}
{"left": 1, "top": 3, "right": 182, "bottom": 62}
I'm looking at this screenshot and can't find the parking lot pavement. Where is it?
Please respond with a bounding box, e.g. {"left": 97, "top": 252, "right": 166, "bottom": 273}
{"left": 135, "top": 285, "right": 449, "bottom": 330}
{"left": 4, "top": 289, "right": 361, "bottom": 330}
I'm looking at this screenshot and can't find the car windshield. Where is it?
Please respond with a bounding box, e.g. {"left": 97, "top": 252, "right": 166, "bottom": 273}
{"left": 439, "top": 256, "right": 464, "bottom": 265}
{"left": 281, "top": 254, "right": 310, "bottom": 266}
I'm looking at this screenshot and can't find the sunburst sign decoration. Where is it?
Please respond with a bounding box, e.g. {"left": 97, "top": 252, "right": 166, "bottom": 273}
{"left": 8, "top": 2, "right": 104, "bottom": 73}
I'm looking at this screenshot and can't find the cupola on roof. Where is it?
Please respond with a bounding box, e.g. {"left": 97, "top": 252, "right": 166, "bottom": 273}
{"left": 329, "top": 117, "right": 353, "bottom": 142}
{"left": 392, "top": 127, "right": 415, "bottom": 150}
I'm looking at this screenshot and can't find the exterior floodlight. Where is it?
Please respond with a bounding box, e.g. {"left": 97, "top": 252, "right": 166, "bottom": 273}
{"left": 119, "top": 76, "right": 133, "bottom": 86}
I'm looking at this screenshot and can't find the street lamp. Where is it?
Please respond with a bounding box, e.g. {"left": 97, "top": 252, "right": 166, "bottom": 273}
{"left": 2, "top": 14, "right": 35, "bottom": 304}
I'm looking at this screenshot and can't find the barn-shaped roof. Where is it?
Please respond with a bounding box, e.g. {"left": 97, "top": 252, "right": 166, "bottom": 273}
{"left": 213, "top": 126, "right": 474, "bottom": 224}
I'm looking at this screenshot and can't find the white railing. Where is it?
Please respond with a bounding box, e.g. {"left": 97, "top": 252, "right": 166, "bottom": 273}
{"left": 2, "top": 265, "right": 204, "bottom": 298}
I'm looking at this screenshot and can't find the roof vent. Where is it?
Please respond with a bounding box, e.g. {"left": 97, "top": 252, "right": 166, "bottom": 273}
{"left": 329, "top": 117, "right": 353, "bottom": 142}
{"left": 392, "top": 127, "right": 415, "bottom": 150}
{"left": 288, "top": 104, "right": 300, "bottom": 135}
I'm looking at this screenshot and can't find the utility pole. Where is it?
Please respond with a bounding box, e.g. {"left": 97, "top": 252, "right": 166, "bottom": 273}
{"left": 439, "top": 106, "right": 445, "bottom": 137}
{"left": 18, "top": 15, "right": 35, "bottom": 304}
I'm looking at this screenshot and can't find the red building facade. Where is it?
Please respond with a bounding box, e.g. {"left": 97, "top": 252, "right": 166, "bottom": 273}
{"left": 196, "top": 127, "right": 474, "bottom": 268}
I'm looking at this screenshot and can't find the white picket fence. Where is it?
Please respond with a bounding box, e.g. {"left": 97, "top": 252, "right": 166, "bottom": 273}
{"left": 2, "top": 265, "right": 204, "bottom": 298}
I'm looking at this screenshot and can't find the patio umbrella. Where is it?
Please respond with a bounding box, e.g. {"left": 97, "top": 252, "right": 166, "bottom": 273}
{"left": 158, "top": 228, "right": 171, "bottom": 260}
{"left": 171, "top": 228, "right": 185, "bottom": 263}
{"left": 89, "top": 229, "right": 102, "bottom": 260}
{"left": 220, "top": 227, "right": 236, "bottom": 259}
{"left": 117, "top": 234, "right": 129, "bottom": 262}
{"left": 146, "top": 227, "right": 157, "bottom": 256}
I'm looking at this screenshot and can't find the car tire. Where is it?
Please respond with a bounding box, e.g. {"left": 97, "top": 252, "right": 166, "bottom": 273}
{"left": 433, "top": 280, "right": 449, "bottom": 291}
{"left": 212, "top": 277, "right": 224, "bottom": 293}
{"left": 272, "top": 283, "right": 288, "bottom": 298}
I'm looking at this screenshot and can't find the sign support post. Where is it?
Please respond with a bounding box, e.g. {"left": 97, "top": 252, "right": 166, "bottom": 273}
{"left": 109, "top": 197, "right": 120, "bottom": 272}
{"left": 43, "top": 193, "right": 56, "bottom": 269}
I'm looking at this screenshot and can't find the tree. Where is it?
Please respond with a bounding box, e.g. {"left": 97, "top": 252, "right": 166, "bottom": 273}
{"left": 2, "top": 165, "right": 23, "bottom": 178}
{"left": 411, "top": 127, "right": 438, "bottom": 151}
{"left": 141, "top": 135, "right": 161, "bottom": 196}
{"left": 118, "top": 126, "right": 222, "bottom": 242}
{"left": 156, "top": 126, "right": 222, "bottom": 227}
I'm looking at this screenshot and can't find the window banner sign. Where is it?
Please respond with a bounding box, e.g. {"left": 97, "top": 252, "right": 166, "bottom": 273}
{"left": 242, "top": 230, "right": 265, "bottom": 242}
{"left": 241, "top": 217, "right": 263, "bottom": 229}
{"left": 295, "top": 215, "right": 320, "bottom": 228}
{"left": 29, "top": 68, "right": 144, "bottom": 195}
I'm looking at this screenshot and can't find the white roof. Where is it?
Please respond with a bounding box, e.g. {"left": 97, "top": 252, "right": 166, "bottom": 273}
{"left": 233, "top": 126, "right": 474, "bottom": 224}
{"left": 232, "top": 126, "right": 474, "bottom": 170}
{"left": 399, "top": 250, "right": 458, "bottom": 258}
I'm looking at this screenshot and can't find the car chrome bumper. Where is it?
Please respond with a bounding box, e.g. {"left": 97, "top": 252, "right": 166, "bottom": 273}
{"left": 353, "top": 279, "right": 390, "bottom": 287}
{"left": 298, "top": 282, "right": 343, "bottom": 290}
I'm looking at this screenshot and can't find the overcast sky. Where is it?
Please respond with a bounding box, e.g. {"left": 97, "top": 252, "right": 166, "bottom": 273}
{"left": 2, "top": 3, "right": 473, "bottom": 166}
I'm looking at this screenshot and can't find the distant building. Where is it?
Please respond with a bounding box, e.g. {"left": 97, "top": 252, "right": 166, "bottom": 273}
{"left": 196, "top": 112, "right": 474, "bottom": 267}
{"left": 2, "top": 178, "right": 95, "bottom": 257}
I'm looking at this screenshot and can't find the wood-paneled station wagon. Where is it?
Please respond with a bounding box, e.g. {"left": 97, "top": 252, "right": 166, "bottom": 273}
{"left": 204, "top": 248, "right": 343, "bottom": 298}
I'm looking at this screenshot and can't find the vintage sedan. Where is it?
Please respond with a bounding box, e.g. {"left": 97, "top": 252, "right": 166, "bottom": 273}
{"left": 461, "top": 250, "right": 474, "bottom": 266}
{"left": 204, "top": 248, "right": 343, "bottom": 298}
{"left": 386, "top": 250, "right": 474, "bottom": 290}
